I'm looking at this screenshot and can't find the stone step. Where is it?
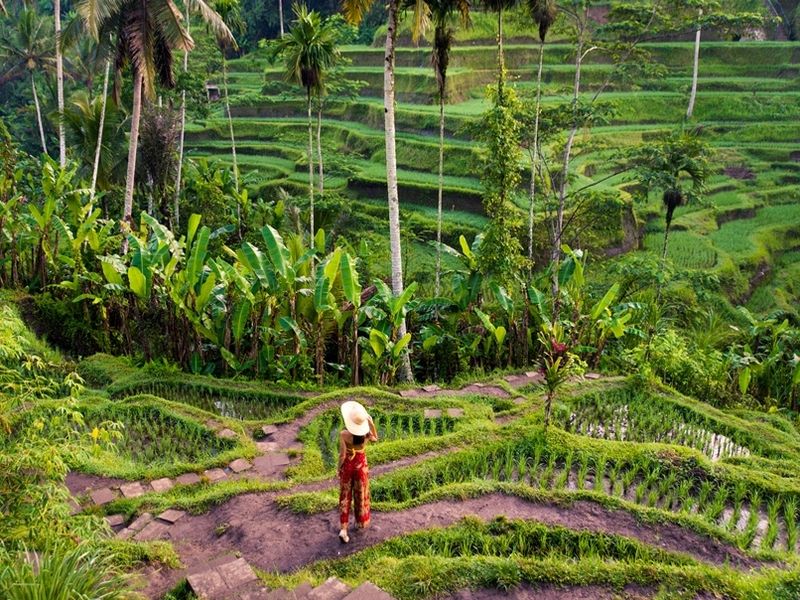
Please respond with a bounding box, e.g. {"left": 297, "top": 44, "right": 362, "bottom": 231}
{"left": 187, "top": 557, "right": 259, "bottom": 600}
{"left": 290, "top": 582, "right": 314, "bottom": 599}
{"left": 343, "top": 582, "right": 394, "bottom": 600}
{"left": 306, "top": 577, "right": 351, "bottom": 600}
{"left": 236, "top": 581, "right": 271, "bottom": 600}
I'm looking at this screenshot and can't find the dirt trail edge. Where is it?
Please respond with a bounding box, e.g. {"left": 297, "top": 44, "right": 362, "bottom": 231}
{"left": 141, "top": 492, "right": 759, "bottom": 598}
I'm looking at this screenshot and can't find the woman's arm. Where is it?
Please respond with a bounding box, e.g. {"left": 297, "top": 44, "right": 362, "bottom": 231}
{"left": 338, "top": 431, "right": 347, "bottom": 470}
{"left": 368, "top": 416, "right": 378, "bottom": 442}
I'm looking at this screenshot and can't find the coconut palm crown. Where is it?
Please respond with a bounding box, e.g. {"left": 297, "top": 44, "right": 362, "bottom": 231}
{"left": 271, "top": 4, "right": 340, "bottom": 96}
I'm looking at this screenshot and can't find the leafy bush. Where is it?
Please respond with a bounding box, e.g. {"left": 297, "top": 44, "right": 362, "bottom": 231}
{"left": 621, "top": 329, "right": 729, "bottom": 404}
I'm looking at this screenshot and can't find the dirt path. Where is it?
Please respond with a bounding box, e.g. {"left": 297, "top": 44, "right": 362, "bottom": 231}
{"left": 140, "top": 492, "right": 758, "bottom": 598}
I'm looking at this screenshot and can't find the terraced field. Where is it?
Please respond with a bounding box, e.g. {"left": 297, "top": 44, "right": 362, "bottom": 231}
{"left": 186, "top": 31, "right": 800, "bottom": 313}
{"left": 65, "top": 351, "right": 800, "bottom": 599}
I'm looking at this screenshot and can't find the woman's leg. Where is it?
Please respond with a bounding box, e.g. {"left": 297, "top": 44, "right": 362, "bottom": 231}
{"left": 353, "top": 466, "right": 371, "bottom": 529}
{"left": 338, "top": 468, "right": 352, "bottom": 542}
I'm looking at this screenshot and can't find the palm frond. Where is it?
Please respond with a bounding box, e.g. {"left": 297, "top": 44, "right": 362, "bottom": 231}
{"left": 153, "top": 29, "right": 175, "bottom": 87}
{"left": 410, "top": 0, "right": 432, "bottom": 43}
{"left": 482, "top": 0, "right": 516, "bottom": 14}
{"left": 454, "top": 0, "right": 471, "bottom": 27}
{"left": 530, "top": 0, "right": 556, "bottom": 41}
{"left": 122, "top": 1, "right": 156, "bottom": 96}
{"left": 185, "top": 0, "right": 235, "bottom": 49}
{"left": 341, "top": 0, "right": 375, "bottom": 26}
{"left": 151, "top": 0, "right": 194, "bottom": 52}
{"left": 61, "top": 15, "right": 85, "bottom": 51}
{"left": 76, "top": 0, "right": 123, "bottom": 39}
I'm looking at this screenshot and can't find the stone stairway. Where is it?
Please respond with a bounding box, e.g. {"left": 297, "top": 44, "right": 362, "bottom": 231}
{"left": 186, "top": 556, "right": 394, "bottom": 600}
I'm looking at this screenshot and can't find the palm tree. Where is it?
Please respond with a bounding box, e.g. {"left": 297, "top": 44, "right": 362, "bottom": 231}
{"left": 63, "top": 90, "right": 126, "bottom": 194}
{"left": 628, "top": 130, "right": 711, "bottom": 261}
{"left": 0, "top": 8, "right": 54, "bottom": 155}
{"left": 212, "top": 0, "right": 245, "bottom": 197}
{"left": 686, "top": 8, "right": 702, "bottom": 120}
{"left": 408, "top": 0, "right": 469, "bottom": 295}
{"left": 342, "top": 0, "right": 418, "bottom": 381}
{"left": 61, "top": 19, "right": 115, "bottom": 200}
{"left": 272, "top": 4, "right": 339, "bottom": 239}
{"left": 174, "top": 3, "right": 190, "bottom": 227}
{"left": 525, "top": 0, "right": 556, "bottom": 266}
{"left": 483, "top": 0, "right": 518, "bottom": 102}
{"left": 76, "top": 0, "right": 233, "bottom": 248}
{"left": 55, "top": 0, "right": 66, "bottom": 167}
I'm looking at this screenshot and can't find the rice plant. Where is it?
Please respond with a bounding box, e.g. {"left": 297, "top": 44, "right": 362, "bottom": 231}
{"left": 762, "top": 497, "right": 781, "bottom": 551}
{"left": 108, "top": 376, "right": 304, "bottom": 420}
{"left": 78, "top": 401, "right": 236, "bottom": 467}
{"left": 742, "top": 491, "right": 763, "bottom": 549}
{"left": 577, "top": 455, "right": 590, "bottom": 490}
{"left": 310, "top": 408, "right": 459, "bottom": 470}
{"left": 785, "top": 497, "right": 798, "bottom": 552}
{"left": 561, "top": 389, "right": 751, "bottom": 461}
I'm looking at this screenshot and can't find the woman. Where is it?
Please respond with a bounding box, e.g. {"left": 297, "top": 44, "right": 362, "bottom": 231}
{"left": 338, "top": 400, "right": 378, "bottom": 543}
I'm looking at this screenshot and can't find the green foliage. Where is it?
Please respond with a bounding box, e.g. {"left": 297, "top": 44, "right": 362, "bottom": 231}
{"left": 0, "top": 543, "right": 129, "bottom": 600}
{"left": 621, "top": 327, "right": 729, "bottom": 404}
{"left": 474, "top": 85, "right": 524, "bottom": 284}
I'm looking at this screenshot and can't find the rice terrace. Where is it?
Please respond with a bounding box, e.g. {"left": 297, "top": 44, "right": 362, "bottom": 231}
{"left": 3, "top": 0, "right": 800, "bottom": 598}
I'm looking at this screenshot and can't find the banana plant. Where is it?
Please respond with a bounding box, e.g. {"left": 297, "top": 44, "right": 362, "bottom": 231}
{"left": 340, "top": 251, "right": 362, "bottom": 384}
{"left": 261, "top": 224, "right": 315, "bottom": 374}
{"left": 52, "top": 200, "right": 110, "bottom": 278}
{"left": 367, "top": 279, "right": 418, "bottom": 340}
{"left": 583, "top": 282, "right": 635, "bottom": 367}
{"left": 310, "top": 246, "right": 342, "bottom": 384}
{"left": 363, "top": 328, "right": 412, "bottom": 385}
{"left": 361, "top": 279, "right": 417, "bottom": 384}
{"left": 432, "top": 234, "right": 483, "bottom": 309}
{"left": 474, "top": 307, "right": 507, "bottom": 368}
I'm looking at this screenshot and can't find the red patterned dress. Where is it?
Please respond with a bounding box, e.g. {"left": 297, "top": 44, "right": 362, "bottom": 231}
{"left": 338, "top": 444, "right": 370, "bottom": 528}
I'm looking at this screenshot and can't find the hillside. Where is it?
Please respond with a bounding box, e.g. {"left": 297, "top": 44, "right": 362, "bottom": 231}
{"left": 187, "top": 29, "right": 800, "bottom": 314}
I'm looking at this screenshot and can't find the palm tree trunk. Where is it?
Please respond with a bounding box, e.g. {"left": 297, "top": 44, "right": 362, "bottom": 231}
{"left": 687, "top": 15, "right": 702, "bottom": 120}
{"left": 307, "top": 88, "right": 315, "bottom": 237}
{"left": 278, "top": 0, "right": 285, "bottom": 36}
{"left": 384, "top": 0, "right": 413, "bottom": 383}
{"left": 223, "top": 58, "right": 239, "bottom": 193}
{"left": 173, "top": 5, "right": 190, "bottom": 229}
{"left": 435, "top": 86, "right": 445, "bottom": 296}
{"left": 55, "top": 0, "right": 66, "bottom": 168}
{"left": 90, "top": 59, "right": 111, "bottom": 201}
{"left": 316, "top": 104, "right": 324, "bottom": 196}
{"left": 528, "top": 40, "right": 545, "bottom": 267}
{"left": 122, "top": 69, "right": 144, "bottom": 253}
{"left": 351, "top": 310, "right": 359, "bottom": 386}
{"left": 552, "top": 19, "right": 585, "bottom": 310}
{"left": 661, "top": 223, "right": 671, "bottom": 261}
{"left": 31, "top": 74, "right": 48, "bottom": 155}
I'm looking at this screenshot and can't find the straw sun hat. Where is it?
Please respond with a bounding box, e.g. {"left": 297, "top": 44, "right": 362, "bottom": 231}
{"left": 341, "top": 401, "right": 370, "bottom": 436}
